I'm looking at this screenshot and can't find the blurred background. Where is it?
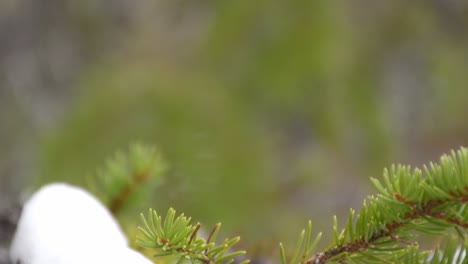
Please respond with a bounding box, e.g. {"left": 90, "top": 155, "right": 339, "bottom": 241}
{"left": 1, "top": 0, "right": 468, "bottom": 262}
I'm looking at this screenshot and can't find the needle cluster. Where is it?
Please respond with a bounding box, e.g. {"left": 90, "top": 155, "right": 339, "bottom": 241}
{"left": 138, "top": 208, "right": 249, "bottom": 264}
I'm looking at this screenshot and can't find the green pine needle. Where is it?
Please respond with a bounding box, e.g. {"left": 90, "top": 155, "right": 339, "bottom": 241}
{"left": 138, "top": 208, "right": 248, "bottom": 264}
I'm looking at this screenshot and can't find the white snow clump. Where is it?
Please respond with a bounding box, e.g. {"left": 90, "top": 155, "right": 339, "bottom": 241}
{"left": 10, "top": 183, "right": 153, "bottom": 264}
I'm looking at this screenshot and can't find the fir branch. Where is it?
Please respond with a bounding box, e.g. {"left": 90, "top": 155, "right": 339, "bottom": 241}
{"left": 138, "top": 208, "right": 249, "bottom": 264}
{"left": 90, "top": 143, "right": 167, "bottom": 215}
{"left": 307, "top": 191, "right": 468, "bottom": 263}
{"left": 281, "top": 147, "right": 468, "bottom": 264}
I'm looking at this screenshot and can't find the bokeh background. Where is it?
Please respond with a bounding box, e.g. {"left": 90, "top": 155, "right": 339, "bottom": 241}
{"left": 1, "top": 0, "right": 468, "bottom": 262}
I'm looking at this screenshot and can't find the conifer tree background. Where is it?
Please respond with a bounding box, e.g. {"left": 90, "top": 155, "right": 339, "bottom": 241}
{"left": 1, "top": 1, "right": 468, "bottom": 263}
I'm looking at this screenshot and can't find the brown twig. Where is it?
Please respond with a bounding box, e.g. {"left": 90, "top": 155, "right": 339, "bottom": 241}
{"left": 204, "top": 223, "right": 221, "bottom": 255}
{"left": 189, "top": 223, "right": 202, "bottom": 246}
{"left": 109, "top": 170, "right": 149, "bottom": 214}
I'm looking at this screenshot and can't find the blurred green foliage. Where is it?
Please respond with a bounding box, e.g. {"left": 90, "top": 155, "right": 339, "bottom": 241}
{"left": 32, "top": 0, "right": 468, "bottom": 254}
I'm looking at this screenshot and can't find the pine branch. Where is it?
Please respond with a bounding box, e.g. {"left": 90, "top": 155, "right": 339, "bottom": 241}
{"left": 137, "top": 208, "right": 249, "bottom": 264}
{"left": 281, "top": 147, "right": 468, "bottom": 264}
{"left": 90, "top": 143, "right": 167, "bottom": 215}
